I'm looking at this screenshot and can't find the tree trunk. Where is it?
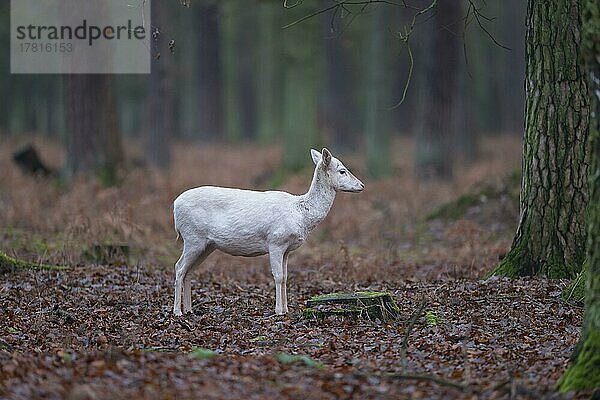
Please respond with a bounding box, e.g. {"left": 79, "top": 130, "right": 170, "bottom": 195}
{"left": 64, "top": 75, "right": 123, "bottom": 184}
{"left": 146, "top": 0, "right": 172, "bottom": 168}
{"left": 414, "top": 0, "right": 461, "bottom": 180}
{"left": 197, "top": 2, "right": 221, "bottom": 141}
{"left": 256, "top": 2, "right": 282, "bottom": 144}
{"left": 490, "top": 0, "right": 590, "bottom": 278}
{"left": 321, "top": 12, "right": 359, "bottom": 151}
{"left": 220, "top": 0, "right": 256, "bottom": 141}
{"left": 282, "top": 1, "right": 320, "bottom": 171}
{"left": 365, "top": 6, "right": 391, "bottom": 178}
{"left": 558, "top": 0, "right": 600, "bottom": 391}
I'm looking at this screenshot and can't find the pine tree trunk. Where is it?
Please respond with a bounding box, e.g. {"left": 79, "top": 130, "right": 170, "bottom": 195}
{"left": 220, "top": 1, "right": 256, "bottom": 141}
{"left": 64, "top": 75, "right": 123, "bottom": 184}
{"left": 365, "top": 6, "right": 391, "bottom": 178}
{"left": 220, "top": 0, "right": 243, "bottom": 142}
{"left": 321, "top": 12, "right": 359, "bottom": 151}
{"left": 196, "top": 2, "right": 221, "bottom": 140}
{"left": 491, "top": 0, "right": 590, "bottom": 278}
{"left": 414, "top": 0, "right": 461, "bottom": 180}
{"left": 282, "top": 1, "right": 320, "bottom": 171}
{"left": 146, "top": 0, "right": 172, "bottom": 168}
{"left": 558, "top": 0, "right": 600, "bottom": 391}
{"left": 256, "top": 2, "right": 282, "bottom": 144}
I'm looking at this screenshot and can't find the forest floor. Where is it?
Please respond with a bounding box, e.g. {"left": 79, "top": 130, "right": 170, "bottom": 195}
{"left": 0, "top": 136, "right": 590, "bottom": 399}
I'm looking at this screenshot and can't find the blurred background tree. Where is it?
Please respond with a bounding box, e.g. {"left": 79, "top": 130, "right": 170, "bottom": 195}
{"left": 0, "top": 0, "right": 527, "bottom": 178}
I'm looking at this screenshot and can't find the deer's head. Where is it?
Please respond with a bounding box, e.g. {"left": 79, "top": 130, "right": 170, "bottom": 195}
{"left": 311, "top": 148, "right": 364, "bottom": 193}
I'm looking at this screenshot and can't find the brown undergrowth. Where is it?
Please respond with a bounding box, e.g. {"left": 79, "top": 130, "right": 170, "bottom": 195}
{"left": 1, "top": 135, "right": 520, "bottom": 282}
{"left": 1, "top": 135, "right": 587, "bottom": 399}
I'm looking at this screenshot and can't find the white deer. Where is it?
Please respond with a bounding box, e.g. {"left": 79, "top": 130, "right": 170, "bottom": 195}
{"left": 172, "top": 148, "right": 364, "bottom": 316}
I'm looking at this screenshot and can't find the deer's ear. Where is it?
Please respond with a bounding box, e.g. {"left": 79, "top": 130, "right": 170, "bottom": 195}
{"left": 310, "top": 149, "right": 321, "bottom": 165}
{"left": 321, "top": 148, "right": 332, "bottom": 167}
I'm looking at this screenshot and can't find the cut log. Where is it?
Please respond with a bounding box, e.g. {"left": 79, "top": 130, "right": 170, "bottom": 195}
{"left": 303, "top": 291, "right": 400, "bottom": 321}
{"left": 0, "top": 251, "right": 67, "bottom": 274}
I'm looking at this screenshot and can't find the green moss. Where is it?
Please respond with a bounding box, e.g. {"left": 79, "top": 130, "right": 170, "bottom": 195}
{"left": 562, "top": 268, "right": 587, "bottom": 304}
{"left": 0, "top": 250, "right": 67, "bottom": 274}
{"left": 486, "top": 248, "right": 522, "bottom": 279}
{"left": 189, "top": 347, "right": 217, "bottom": 359}
{"left": 275, "top": 352, "right": 324, "bottom": 369}
{"left": 558, "top": 330, "right": 600, "bottom": 392}
{"left": 304, "top": 291, "right": 399, "bottom": 321}
{"left": 487, "top": 233, "right": 584, "bottom": 279}
{"left": 425, "top": 311, "right": 442, "bottom": 326}
{"left": 426, "top": 192, "right": 481, "bottom": 221}
{"left": 302, "top": 307, "right": 324, "bottom": 319}
{"left": 308, "top": 291, "right": 393, "bottom": 302}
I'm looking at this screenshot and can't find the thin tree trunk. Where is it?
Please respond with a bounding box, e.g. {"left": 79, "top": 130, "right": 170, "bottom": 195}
{"left": 282, "top": 1, "right": 320, "bottom": 171}
{"left": 146, "top": 0, "right": 173, "bottom": 168}
{"left": 365, "top": 6, "right": 391, "bottom": 178}
{"left": 414, "top": 0, "right": 461, "bottom": 180}
{"left": 256, "top": 2, "right": 282, "bottom": 144}
{"left": 64, "top": 74, "right": 123, "bottom": 184}
{"left": 197, "top": 2, "right": 221, "bottom": 141}
{"left": 491, "top": 0, "right": 590, "bottom": 278}
{"left": 220, "top": 1, "right": 255, "bottom": 141}
{"left": 558, "top": 0, "right": 600, "bottom": 390}
{"left": 321, "top": 12, "right": 359, "bottom": 151}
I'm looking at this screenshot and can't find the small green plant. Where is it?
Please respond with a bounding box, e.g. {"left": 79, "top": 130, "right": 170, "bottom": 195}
{"left": 425, "top": 311, "right": 441, "bottom": 326}
{"left": 275, "top": 352, "right": 323, "bottom": 369}
{"left": 189, "top": 347, "right": 217, "bottom": 359}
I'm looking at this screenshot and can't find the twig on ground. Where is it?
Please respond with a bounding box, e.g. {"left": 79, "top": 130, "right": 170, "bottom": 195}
{"left": 400, "top": 296, "right": 427, "bottom": 373}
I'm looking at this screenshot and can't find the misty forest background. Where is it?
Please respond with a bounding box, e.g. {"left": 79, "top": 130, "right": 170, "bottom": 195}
{"left": 0, "top": 0, "right": 525, "bottom": 178}
{"left": 10, "top": 1, "right": 599, "bottom": 398}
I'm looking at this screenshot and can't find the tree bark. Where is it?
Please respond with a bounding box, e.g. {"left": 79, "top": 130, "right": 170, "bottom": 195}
{"left": 414, "top": 0, "right": 461, "bottom": 180}
{"left": 282, "top": 1, "right": 320, "bottom": 171}
{"left": 491, "top": 0, "right": 590, "bottom": 278}
{"left": 146, "top": 0, "right": 172, "bottom": 168}
{"left": 256, "top": 2, "right": 282, "bottom": 144}
{"left": 220, "top": 0, "right": 256, "bottom": 141}
{"left": 558, "top": 0, "right": 600, "bottom": 391}
{"left": 321, "top": 12, "right": 359, "bottom": 151}
{"left": 64, "top": 75, "right": 123, "bottom": 184}
{"left": 196, "top": 2, "right": 221, "bottom": 140}
{"left": 365, "top": 6, "right": 392, "bottom": 178}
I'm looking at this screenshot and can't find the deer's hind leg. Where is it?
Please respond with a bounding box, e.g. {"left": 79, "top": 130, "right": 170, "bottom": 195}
{"left": 183, "top": 242, "right": 214, "bottom": 313}
{"left": 173, "top": 239, "right": 212, "bottom": 316}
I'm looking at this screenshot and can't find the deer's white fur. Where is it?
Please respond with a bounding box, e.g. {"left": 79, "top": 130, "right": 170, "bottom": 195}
{"left": 172, "top": 148, "right": 364, "bottom": 316}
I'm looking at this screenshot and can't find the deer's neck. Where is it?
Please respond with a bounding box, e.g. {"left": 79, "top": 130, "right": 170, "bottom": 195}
{"left": 299, "top": 168, "right": 336, "bottom": 231}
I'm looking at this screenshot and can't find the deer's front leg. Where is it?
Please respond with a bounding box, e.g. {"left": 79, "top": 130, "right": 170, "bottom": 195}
{"left": 269, "top": 246, "right": 286, "bottom": 315}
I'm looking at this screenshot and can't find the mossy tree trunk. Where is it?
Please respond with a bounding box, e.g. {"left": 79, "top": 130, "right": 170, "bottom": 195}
{"left": 490, "top": 0, "right": 590, "bottom": 279}
{"left": 282, "top": 1, "right": 320, "bottom": 171}
{"left": 558, "top": 0, "right": 600, "bottom": 391}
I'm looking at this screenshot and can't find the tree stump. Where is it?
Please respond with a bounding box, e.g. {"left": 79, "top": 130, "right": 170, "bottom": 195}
{"left": 303, "top": 291, "right": 400, "bottom": 321}
{"left": 13, "top": 144, "right": 55, "bottom": 177}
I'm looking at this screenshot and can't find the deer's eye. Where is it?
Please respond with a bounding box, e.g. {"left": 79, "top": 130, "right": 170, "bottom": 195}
{"left": 339, "top": 170, "right": 346, "bottom": 175}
